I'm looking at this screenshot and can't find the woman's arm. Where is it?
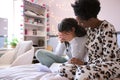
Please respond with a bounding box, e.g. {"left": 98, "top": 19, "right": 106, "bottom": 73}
{"left": 69, "top": 57, "right": 84, "bottom": 65}
{"left": 101, "top": 24, "right": 118, "bottom": 61}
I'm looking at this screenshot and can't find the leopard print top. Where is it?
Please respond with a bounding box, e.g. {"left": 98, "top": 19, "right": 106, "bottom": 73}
{"left": 58, "top": 20, "right": 120, "bottom": 80}
{"left": 86, "top": 20, "right": 120, "bottom": 64}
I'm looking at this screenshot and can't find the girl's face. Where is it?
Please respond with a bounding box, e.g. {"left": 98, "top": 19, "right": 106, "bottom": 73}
{"left": 58, "top": 28, "right": 75, "bottom": 42}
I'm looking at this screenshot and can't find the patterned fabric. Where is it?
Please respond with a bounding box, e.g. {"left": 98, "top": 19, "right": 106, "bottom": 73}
{"left": 58, "top": 20, "right": 120, "bottom": 80}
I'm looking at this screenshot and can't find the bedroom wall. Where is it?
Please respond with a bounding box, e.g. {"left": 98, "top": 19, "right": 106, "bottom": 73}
{"left": 98, "top": 0, "right": 120, "bottom": 32}
{"left": 38, "top": 0, "right": 120, "bottom": 35}
{"left": 38, "top": 0, "right": 75, "bottom": 35}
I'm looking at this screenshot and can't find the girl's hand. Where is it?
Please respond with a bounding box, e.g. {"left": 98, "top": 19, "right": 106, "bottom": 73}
{"left": 70, "top": 57, "right": 84, "bottom": 65}
{"left": 58, "top": 32, "right": 66, "bottom": 42}
{"left": 58, "top": 32, "right": 73, "bottom": 42}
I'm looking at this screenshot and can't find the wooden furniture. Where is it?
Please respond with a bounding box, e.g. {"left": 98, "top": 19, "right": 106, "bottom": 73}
{"left": 23, "top": 0, "right": 47, "bottom": 51}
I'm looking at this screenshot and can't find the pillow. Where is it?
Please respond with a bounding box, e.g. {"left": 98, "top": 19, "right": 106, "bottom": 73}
{"left": 15, "top": 40, "right": 33, "bottom": 57}
{"left": 0, "top": 50, "right": 15, "bottom": 64}
{"left": 11, "top": 47, "right": 34, "bottom": 67}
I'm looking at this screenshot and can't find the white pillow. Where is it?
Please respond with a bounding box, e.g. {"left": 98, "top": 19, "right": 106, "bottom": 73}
{"left": 0, "top": 50, "right": 15, "bottom": 64}
{"left": 16, "top": 40, "right": 33, "bottom": 57}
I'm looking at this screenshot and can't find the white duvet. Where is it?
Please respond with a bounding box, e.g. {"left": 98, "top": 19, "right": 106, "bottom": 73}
{"left": 0, "top": 63, "right": 68, "bottom": 80}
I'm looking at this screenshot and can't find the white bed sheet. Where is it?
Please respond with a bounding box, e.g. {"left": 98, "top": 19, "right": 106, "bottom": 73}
{"left": 0, "top": 63, "right": 68, "bottom": 80}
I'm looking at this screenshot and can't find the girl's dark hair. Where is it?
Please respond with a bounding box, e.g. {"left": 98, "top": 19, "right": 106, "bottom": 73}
{"left": 71, "top": 0, "right": 101, "bottom": 20}
{"left": 58, "top": 18, "right": 86, "bottom": 37}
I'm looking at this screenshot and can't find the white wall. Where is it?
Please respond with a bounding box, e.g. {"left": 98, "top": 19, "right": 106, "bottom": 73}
{"left": 38, "top": 0, "right": 75, "bottom": 35}
{"left": 98, "top": 0, "right": 120, "bottom": 31}
{"left": 38, "top": 0, "right": 120, "bottom": 34}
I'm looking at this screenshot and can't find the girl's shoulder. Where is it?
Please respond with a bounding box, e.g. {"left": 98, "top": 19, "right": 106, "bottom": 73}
{"left": 71, "top": 36, "right": 87, "bottom": 44}
{"left": 75, "top": 36, "right": 87, "bottom": 40}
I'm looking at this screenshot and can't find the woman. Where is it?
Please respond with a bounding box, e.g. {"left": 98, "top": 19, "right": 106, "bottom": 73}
{"left": 59, "top": 0, "right": 120, "bottom": 80}
{"left": 35, "top": 18, "right": 87, "bottom": 67}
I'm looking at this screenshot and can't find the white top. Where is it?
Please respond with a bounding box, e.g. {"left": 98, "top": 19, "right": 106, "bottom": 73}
{"left": 54, "top": 36, "right": 87, "bottom": 61}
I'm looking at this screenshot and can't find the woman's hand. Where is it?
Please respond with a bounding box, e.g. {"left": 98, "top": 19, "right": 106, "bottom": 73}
{"left": 70, "top": 57, "right": 84, "bottom": 65}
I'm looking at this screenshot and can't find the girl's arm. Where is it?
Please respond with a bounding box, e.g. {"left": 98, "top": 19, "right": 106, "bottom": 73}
{"left": 54, "top": 42, "right": 66, "bottom": 56}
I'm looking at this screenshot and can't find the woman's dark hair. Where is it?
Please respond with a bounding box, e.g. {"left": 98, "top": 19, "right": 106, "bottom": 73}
{"left": 58, "top": 18, "right": 86, "bottom": 37}
{"left": 71, "top": 0, "right": 101, "bottom": 20}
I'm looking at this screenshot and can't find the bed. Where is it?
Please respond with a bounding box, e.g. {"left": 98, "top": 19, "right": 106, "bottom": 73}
{"left": 0, "top": 63, "right": 68, "bottom": 80}
{"left": 0, "top": 63, "right": 119, "bottom": 80}
{"left": 0, "top": 32, "right": 120, "bottom": 80}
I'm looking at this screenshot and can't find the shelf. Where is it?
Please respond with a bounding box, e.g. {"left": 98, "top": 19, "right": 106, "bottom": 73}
{"left": 24, "top": 13, "right": 45, "bottom": 19}
{"left": 25, "top": 35, "right": 46, "bottom": 37}
{"left": 34, "top": 46, "right": 45, "bottom": 49}
{"left": 24, "top": 23, "right": 44, "bottom": 27}
{"left": 24, "top": 0, "right": 47, "bottom": 51}
{"left": 24, "top": 0, "right": 45, "bottom": 15}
